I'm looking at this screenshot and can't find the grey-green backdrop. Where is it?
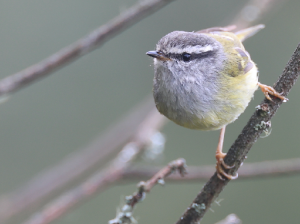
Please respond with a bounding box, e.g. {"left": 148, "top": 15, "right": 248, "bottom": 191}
{"left": 0, "top": 0, "right": 299, "bottom": 223}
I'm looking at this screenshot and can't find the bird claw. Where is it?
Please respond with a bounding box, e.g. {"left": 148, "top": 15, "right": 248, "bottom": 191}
{"left": 258, "top": 82, "right": 288, "bottom": 102}
{"left": 216, "top": 153, "right": 238, "bottom": 180}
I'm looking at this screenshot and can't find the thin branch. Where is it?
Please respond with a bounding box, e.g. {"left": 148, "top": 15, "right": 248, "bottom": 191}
{"left": 109, "top": 158, "right": 187, "bottom": 224}
{"left": 229, "top": 0, "right": 289, "bottom": 29}
{"left": 0, "top": 97, "right": 166, "bottom": 224}
{"left": 0, "top": 0, "right": 175, "bottom": 96}
{"left": 122, "top": 158, "right": 300, "bottom": 182}
{"left": 175, "top": 42, "right": 300, "bottom": 224}
{"left": 0, "top": 0, "right": 288, "bottom": 223}
{"left": 28, "top": 147, "right": 300, "bottom": 224}
{"left": 21, "top": 108, "right": 166, "bottom": 224}
{"left": 143, "top": 158, "right": 187, "bottom": 192}
{"left": 0, "top": 0, "right": 175, "bottom": 221}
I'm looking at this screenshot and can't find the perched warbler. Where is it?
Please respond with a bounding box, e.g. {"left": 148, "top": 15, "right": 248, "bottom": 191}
{"left": 146, "top": 25, "right": 287, "bottom": 180}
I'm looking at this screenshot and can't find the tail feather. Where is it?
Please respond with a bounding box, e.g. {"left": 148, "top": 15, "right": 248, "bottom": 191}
{"left": 235, "top": 24, "right": 265, "bottom": 42}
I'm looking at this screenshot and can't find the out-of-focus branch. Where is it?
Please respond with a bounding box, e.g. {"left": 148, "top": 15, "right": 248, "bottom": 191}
{"left": 230, "top": 0, "right": 289, "bottom": 29}
{"left": 109, "top": 158, "right": 187, "bottom": 224}
{"left": 0, "top": 0, "right": 289, "bottom": 223}
{"left": 0, "top": 0, "right": 176, "bottom": 222}
{"left": 0, "top": 97, "right": 166, "bottom": 224}
{"left": 122, "top": 158, "right": 300, "bottom": 182}
{"left": 27, "top": 150, "right": 300, "bottom": 224}
{"left": 0, "top": 0, "right": 175, "bottom": 96}
{"left": 175, "top": 42, "right": 300, "bottom": 224}
{"left": 21, "top": 108, "right": 166, "bottom": 224}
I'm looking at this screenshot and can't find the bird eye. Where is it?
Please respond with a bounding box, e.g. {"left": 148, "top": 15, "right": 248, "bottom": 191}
{"left": 182, "top": 53, "right": 191, "bottom": 62}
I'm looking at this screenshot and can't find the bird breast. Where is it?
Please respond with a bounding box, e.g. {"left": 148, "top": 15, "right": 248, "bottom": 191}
{"left": 152, "top": 59, "right": 258, "bottom": 130}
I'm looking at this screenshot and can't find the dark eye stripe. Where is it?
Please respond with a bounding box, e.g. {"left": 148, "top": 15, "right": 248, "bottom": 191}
{"left": 168, "top": 51, "right": 213, "bottom": 61}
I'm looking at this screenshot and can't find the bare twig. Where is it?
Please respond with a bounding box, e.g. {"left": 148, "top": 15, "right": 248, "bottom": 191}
{"left": 0, "top": 0, "right": 175, "bottom": 96}
{"left": 122, "top": 158, "right": 300, "bottom": 182}
{"left": 23, "top": 149, "right": 300, "bottom": 224}
{"left": 109, "top": 158, "right": 187, "bottom": 224}
{"left": 175, "top": 42, "right": 300, "bottom": 224}
{"left": 0, "top": 0, "right": 176, "bottom": 222}
{"left": 143, "top": 158, "right": 187, "bottom": 192}
{"left": 22, "top": 108, "right": 166, "bottom": 224}
{"left": 230, "top": 0, "right": 289, "bottom": 29}
{"left": 0, "top": 97, "right": 166, "bottom": 224}
{"left": 0, "top": 0, "right": 289, "bottom": 223}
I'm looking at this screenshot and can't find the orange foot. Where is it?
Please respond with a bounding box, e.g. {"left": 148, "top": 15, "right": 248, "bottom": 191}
{"left": 216, "top": 151, "right": 238, "bottom": 180}
{"left": 258, "top": 82, "right": 288, "bottom": 102}
{"left": 215, "top": 127, "right": 238, "bottom": 180}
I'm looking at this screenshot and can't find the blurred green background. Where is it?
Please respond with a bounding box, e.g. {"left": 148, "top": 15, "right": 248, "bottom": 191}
{"left": 0, "top": 0, "right": 299, "bottom": 223}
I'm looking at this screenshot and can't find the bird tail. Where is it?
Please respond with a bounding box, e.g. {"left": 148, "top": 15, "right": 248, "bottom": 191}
{"left": 235, "top": 24, "right": 265, "bottom": 42}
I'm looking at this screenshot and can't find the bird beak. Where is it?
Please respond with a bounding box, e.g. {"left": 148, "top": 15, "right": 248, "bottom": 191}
{"left": 146, "top": 51, "right": 171, "bottom": 61}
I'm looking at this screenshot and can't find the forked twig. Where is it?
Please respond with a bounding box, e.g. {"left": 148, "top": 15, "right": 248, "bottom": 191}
{"left": 22, "top": 108, "right": 166, "bottom": 224}
{"left": 109, "top": 158, "right": 187, "bottom": 224}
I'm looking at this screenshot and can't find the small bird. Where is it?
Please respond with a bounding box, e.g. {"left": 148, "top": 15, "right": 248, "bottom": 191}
{"left": 146, "top": 25, "right": 287, "bottom": 180}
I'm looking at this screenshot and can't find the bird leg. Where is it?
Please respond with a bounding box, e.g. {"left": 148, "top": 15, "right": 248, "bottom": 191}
{"left": 215, "top": 126, "right": 238, "bottom": 180}
{"left": 258, "top": 82, "right": 288, "bottom": 102}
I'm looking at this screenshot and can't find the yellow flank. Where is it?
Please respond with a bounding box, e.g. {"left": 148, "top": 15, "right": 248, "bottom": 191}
{"left": 197, "top": 29, "right": 259, "bottom": 130}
